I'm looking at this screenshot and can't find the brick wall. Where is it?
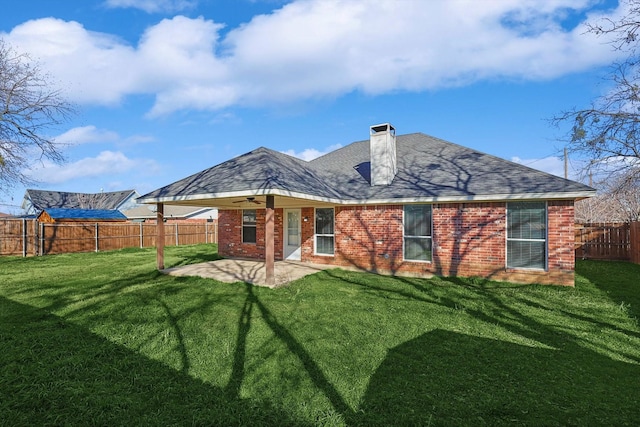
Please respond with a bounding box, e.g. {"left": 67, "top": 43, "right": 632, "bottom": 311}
{"left": 432, "top": 202, "right": 506, "bottom": 278}
{"left": 547, "top": 200, "right": 575, "bottom": 271}
{"left": 218, "top": 209, "right": 283, "bottom": 260}
{"left": 219, "top": 200, "right": 577, "bottom": 286}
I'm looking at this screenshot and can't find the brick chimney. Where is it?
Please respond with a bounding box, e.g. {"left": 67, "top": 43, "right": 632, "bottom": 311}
{"left": 370, "top": 123, "right": 397, "bottom": 186}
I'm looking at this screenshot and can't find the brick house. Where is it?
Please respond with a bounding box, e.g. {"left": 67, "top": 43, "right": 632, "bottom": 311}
{"left": 139, "top": 124, "right": 595, "bottom": 286}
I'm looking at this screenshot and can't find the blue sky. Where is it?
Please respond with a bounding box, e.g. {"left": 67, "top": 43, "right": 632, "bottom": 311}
{"left": 0, "top": 0, "right": 625, "bottom": 213}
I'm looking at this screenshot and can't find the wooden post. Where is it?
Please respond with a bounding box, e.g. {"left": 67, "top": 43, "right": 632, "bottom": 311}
{"left": 631, "top": 221, "right": 640, "bottom": 264}
{"left": 157, "top": 203, "right": 165, "bottom": 270}
{"left": 34, "top": 220, "right": 39, "bottom": 256}
{"left": 22, "top": 218, "right": 27, "bottom": 257}
{"left": 265, "top": 195, "right": 275, "bottom": 286}
{"left": 39, "top": 222, "right": 44, "bottom": 256}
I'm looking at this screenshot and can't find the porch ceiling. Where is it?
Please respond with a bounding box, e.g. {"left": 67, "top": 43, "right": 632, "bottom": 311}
{"left": 152, "top": 194, "right": 335, "bottom": 210}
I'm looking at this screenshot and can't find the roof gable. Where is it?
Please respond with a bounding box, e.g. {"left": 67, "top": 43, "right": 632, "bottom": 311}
{"left": 139, "top": 147, "right": 342, "bottom": 202}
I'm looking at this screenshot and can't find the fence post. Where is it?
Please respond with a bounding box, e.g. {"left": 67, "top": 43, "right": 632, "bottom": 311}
{"left": 140, "top": 222, "right": 143, "bottom": 248}
{"left": 95, "top": 223, "right": 99, "bottom": 252}
{"left": 39, "top": 222, "right": 44, "bottom": 256}
{"left": 22, "top": 218, "right": 27, "bottom": 257}
{"left": 631, "top": 221, "right": 640, "bottom": 264}
{"left": 175, "top": 223, "right": 179, "bottom": 246}
{"left": 205, "top": 222, "right": 208, "bottom": 244}
{"left": 33, "top": 220, "right": 39, "bottom": 256}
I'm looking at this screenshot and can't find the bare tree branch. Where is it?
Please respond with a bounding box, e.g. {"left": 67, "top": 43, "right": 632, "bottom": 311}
{"left": 553, "top": 0, "right": 640, "bottom": 181}
{"left": 0, "top": 39, "right": 74, "bottom": 192}
{"left": 575, "top": 168, "right": 640, "bottom": 223}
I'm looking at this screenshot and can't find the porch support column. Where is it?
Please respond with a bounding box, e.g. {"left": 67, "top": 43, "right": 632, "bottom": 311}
{"left": 265, "top": 195, "right": 275, "bottom": 286}
{"left": 157, "top": 203, "right": 165, "bottom": 270}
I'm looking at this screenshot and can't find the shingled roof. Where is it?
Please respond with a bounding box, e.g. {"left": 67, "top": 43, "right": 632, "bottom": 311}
{"left": 24, "top": 189, "right": 137, "bottom": 211}
{"left": 138, "top": 132, "right": 594, "bottom": 207}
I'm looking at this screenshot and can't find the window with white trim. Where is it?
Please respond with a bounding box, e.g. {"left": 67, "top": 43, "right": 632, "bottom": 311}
{"left": 315, "top": 208, "right": 334, "bottom": 255}
{"left": 242, "top": 209, "right": 257, "bottom": 244}
{"left": 404, "top": 204, "right": 432, "bottom": 262}
{"left": 507, "top": 202, "right": 546, "bottom": 269}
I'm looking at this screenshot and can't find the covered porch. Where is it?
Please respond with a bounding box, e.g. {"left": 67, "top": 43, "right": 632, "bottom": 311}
{"left": 136, "top": 146, "right": 344, "bottom": 286}
{"left": 148, "top": 192, "right": 335, "bottom": 287}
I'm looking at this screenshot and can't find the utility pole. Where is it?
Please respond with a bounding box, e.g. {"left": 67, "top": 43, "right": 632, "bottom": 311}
{"left": 564, "top": 147, "right": 568, "bottom": 179}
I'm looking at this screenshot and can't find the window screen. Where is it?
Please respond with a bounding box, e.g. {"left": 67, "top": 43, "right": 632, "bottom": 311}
{"left": 507, "top": 202, "right": 546, "bottom": 269}
{"left": 242, "top": 209, "right": 257, "bottom": 244}
{"left": 315, "top": 208, "right": 334, "bottom": 255}
{"left": 404, "top": 205, "right": 432, "bottom": 261}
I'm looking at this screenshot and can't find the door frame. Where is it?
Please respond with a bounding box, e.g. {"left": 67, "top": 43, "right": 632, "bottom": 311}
{"left": 283, "top": 208, "right": 302, "bottom": 260}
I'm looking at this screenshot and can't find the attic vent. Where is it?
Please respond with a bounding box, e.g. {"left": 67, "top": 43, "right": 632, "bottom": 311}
{"left": 369, "top": 123, "right": 397, "bottom": 186}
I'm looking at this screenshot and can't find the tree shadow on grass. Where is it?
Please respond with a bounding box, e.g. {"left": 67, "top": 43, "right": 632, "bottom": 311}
{"left": 576, "top": 260, "right": 640, "bottom": 320}
{"left": 317, "top": 269, "right": 640, "bottom": 425}
{"left": 0, "top": 296, "right": 308, "bottom": 427}
{"left": 349, "top": 329, "right": 640, "bottom": 427}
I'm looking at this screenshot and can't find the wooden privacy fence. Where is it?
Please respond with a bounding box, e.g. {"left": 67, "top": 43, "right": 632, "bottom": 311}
{"left": 0, "top": 219, "right": 217, "bottom": 256}
{"left": 575, "top": 222, "right": 640, "bottom": 263}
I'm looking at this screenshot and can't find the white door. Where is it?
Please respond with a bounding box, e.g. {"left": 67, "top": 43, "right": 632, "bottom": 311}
{"left": 284, "top": 209, "right": 302, "bottom": 260}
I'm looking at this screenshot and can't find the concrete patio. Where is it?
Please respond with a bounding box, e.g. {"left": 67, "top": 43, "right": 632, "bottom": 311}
{"left": 162, "top": 258, "right": 334, "bottom": 287}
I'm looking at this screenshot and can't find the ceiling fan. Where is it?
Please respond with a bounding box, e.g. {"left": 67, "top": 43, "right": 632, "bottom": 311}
{"left": 233, "top": 197, "right": 263, "bottom": 204}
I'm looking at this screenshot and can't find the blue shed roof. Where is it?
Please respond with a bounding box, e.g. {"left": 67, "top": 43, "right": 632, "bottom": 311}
{"left": 43, "top": 208, "right": 127, "bottom": 220}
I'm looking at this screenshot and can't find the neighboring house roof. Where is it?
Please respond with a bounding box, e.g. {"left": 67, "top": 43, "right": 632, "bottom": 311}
{"left": 122, "top": 205, "right": 217, "bottom": 219}
{"left": 138, "top": 132, "right": 595, "bottom": 207}
{"left": 23, "top": 189, "right": 138, "bottom": 211}
{"left": 38, "top": 208, "right": 127, "bottom": 221}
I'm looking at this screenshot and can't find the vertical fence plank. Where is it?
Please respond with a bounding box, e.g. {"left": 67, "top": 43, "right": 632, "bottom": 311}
{"left": 22, "top": 218, "right": 27, "bottom": 257}
{"left": 631, "top": 222, "right": 640, "bottom": 265}
{"left": 39, "top": 222, "right": 44, "bottom": 256}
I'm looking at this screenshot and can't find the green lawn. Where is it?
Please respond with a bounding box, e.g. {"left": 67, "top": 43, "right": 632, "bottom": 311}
{"left": 1, "top": 245, "right": 639, "bottom": 426}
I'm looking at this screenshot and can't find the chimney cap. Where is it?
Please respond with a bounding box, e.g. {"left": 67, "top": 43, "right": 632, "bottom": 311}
{"left": 370, "top": 123, "right": 395, "bottom": 135}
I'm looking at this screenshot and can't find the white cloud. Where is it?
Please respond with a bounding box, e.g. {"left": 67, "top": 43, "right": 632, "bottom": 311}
{"left": 104, "top": 0, "right": 197, "bottom": 13}
{"left": 5, "top": 18, "right": 139, "bottom": 105}
{"left": 2, "top": 0, "right": 628, "bottom": 115}
{"left": 29, "top": 151, "right": 159, "bottom": 184}
{"left": 54, "top": 126, "right": 119, "bottom": 145}
{"left": 283, "top": 143, "right": 343, "bottom": 161}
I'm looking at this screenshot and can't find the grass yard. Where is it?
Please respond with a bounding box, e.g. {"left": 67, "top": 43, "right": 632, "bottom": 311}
{"left": 1, "top": 244, "right": 639, "bottom": 426}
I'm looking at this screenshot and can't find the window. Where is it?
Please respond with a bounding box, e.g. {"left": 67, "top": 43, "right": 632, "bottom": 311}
{"left": 242, "top": 209, "right": 257, "bottom": 244}
{"left": 404, "top": 204, "right": 432, "bottom": 261}
{"left": 507, "top": 202, "right": 546, "bottom": 269}
{"left": 315, "top": 208, "right": 334, "bottom": 255}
